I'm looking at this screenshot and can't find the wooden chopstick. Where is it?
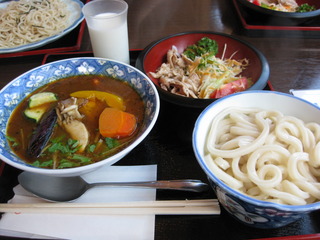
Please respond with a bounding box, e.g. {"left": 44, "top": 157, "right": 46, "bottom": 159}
{"left": 0, "top": 199, "right": 220, "bottom": 215}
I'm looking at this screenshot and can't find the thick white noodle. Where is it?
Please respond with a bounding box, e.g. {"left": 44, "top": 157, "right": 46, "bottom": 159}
{"left": 247, "top": 145, "right": 289, "bottom": 188}
{"left": 262, "top": 188, "right": 306, "bottom": 205}
{"left": 281, "top": 180, "right": 310, "bottom": 199}
{"left": 256, "top": 151, "right": 286, "bottom": 169}
{"left": 219, "top": 136, "right": 255, "bottom": 150}
{"left": 228, "top": 112, "right": 257, "bottom": 129}
{"left": 204, "top": 107, "right": 320, "bottom": 205}
{"left": 310, "top": 165, "right": 320, "bottom": 178}
{"left": 275, "top": 122, "right": 303, "bottom": 153}
{"left": 207, "top": 108, "right": 270, "bottom": 158}
{"left": 246, "top": 186, "right": 263, "bottom": 198}
{"left": 231, "top": 156, "right": 250, "bottom": 183}
{"left": 298, "top": 161, "right": 318, "bottom": 182}
{"left": 214, "top": 157, "right": 230, "bottom": 170}
{"left": 295, "top": 181, "right": 320, "bottom": 199}
{"left": 306, "top": 123, "right": 320, "bottom": 141}
{"left": 287, "top": 152, "right": 310, "bottom": 181}
{"left": 204, "top": 154, "right": 243, "bottom": 190}
{"left": 277, "top": 116, "right": 316, "bottom": 153}
{"left": 310, "top": 142, "right": 320, "bottom": 168}
{"left": 230, "top": 126, "right": 259, "bottom": 138}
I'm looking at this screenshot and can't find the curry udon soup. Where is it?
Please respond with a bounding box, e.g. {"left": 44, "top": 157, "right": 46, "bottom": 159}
{"left": 6, "top": 75, "right": 145, "bottom": 169}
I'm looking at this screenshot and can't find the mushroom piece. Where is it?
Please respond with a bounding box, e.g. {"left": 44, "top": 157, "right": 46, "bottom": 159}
{"left": 56, "top": 97, "right": 89, "bottom": 152}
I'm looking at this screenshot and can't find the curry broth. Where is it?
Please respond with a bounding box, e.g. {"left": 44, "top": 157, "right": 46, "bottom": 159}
{"left": 6, "top": 75, "right": 145, "bottom": 168}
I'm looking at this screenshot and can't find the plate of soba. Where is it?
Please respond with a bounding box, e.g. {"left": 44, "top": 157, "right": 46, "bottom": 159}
{"left": 0, "top": 0, "right": 84, "bottom": 54}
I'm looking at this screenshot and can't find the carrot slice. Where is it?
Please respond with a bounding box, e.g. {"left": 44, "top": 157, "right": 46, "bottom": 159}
{"left": 118, "top": 111, "right": 137, "bottom": 137}
{"left": 99, "top": 108, "right": 137, "bottom": 138}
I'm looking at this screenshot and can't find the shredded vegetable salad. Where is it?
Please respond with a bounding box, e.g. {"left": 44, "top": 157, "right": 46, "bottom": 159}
{"left": 150, "top": 37, "right": 251, "bottom": 99}
{"left": 196, "top": 51, "right": 249, "bottom": 98}
{"left": 249, "top": 0, "right": 316, "bottom": 12}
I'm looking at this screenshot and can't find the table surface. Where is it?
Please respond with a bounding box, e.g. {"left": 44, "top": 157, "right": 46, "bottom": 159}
{"left": 1, "top": 0, "right": 320, "bottom": 239}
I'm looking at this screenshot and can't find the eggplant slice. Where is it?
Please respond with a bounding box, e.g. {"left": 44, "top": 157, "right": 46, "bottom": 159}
{"left": 27, "top": 107, "right": 57, "bottom": 158}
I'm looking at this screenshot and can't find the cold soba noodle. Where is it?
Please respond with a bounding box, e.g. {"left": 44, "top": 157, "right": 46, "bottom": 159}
{"left": 0, "top": 0, "right": 70, "bottom": 48}
{"left": 205, "top": 107, "right": 320, "bottom": 205}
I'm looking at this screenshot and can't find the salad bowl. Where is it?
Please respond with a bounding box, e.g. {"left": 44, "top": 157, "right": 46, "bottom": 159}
{"left": 136, "top": 31, "right": 269, "bottom": 108}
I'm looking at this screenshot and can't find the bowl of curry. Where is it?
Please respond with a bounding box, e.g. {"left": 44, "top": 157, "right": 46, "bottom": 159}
{"left": 1, "top": 58, "right": 160, "bottom": 176}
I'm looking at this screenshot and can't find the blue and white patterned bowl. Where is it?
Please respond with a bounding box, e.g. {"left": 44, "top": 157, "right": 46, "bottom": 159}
{"left": 193, "top": 91, "right": 320, "bottom": 228}
{"left": 0, "top": 57, "right": 160, "bottom": 176}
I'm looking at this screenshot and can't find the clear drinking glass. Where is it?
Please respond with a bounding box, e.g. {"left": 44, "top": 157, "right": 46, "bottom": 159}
{"left": 82, "top": 0, "right": 130, "bottom": 64}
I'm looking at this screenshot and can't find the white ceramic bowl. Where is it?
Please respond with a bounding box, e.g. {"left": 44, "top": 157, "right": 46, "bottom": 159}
{"left": 0, "top": 58, "right": 160, "bottom": 176}
{"left": 193, "top": 90, "right": 320, "bottom": 228}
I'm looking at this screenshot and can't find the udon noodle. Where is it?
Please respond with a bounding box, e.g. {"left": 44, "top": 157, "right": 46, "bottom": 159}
{"left": 205, "top": 107, "right": 320, "bottom": 205}
{"left": 0, "top": 0, "right": 70, "bottom": 48}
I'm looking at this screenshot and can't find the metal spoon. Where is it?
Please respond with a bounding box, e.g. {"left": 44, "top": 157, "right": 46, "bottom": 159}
{"left": 18, "top": 171, "right": 209, "bottom": 202}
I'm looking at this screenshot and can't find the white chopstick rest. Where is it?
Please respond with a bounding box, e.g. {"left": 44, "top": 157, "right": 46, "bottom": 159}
{"left": 0, "top": 199, "right": 220, "bottom": 215}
